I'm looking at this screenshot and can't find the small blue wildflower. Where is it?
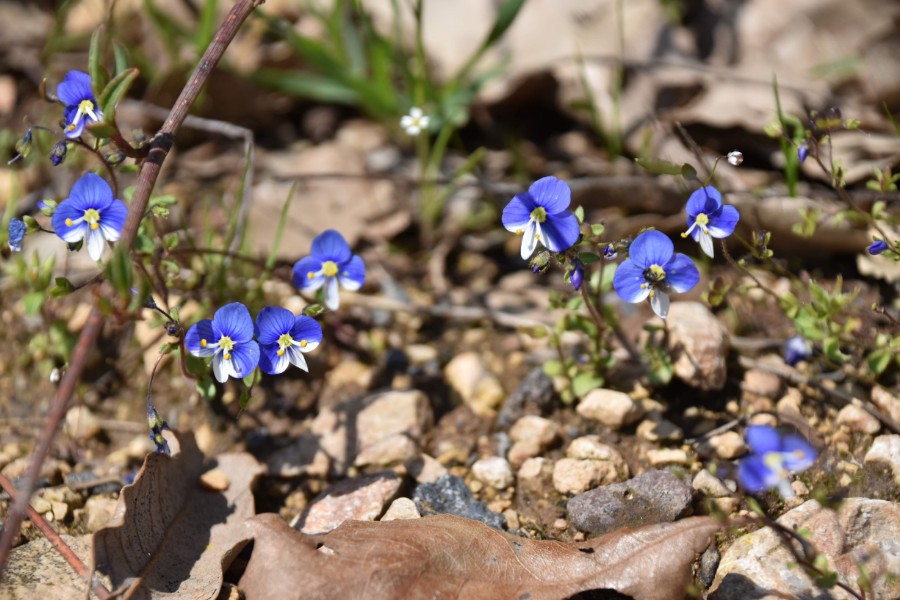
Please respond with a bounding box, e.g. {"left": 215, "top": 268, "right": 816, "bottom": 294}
{"left": 737, "top": 425, "right": 817, "bottom": 499}
{"left": 57, "top": 71, "right": 103, "bottom": 139}
{"left": 602, "top": 244, "right": 617, "bottom": 260}
{"left": 256, "top": 306, "right": 323, "bottom": 375}
{"left": 185, "top": 302, "right": 260, "bottom": 383}
{"left": 868, "top": 240, "right": 889, "bottom": 256}
{"left": 570, "top": 259, "right": 585, "bottom": 291}
{"left": 681, "top": 186, "right": 740, "bottom": 258}
{"left": 613, "top": 230, "right": 699, "bottom": 320}
{"left": 783, "top": 336, "right": 812, "bottom": 367}
{"left": 797, "top": 142, "right": 809, "bottom": 164}
{"left": 502, "top": 176, "right": 580, "bottom": 260}
{"left": 8, "top": 218, "right": 26, "bottom": 252}
{"left": 292, "top": 230, "right": 365, "bottom": 311}
{"left": 52, "top": 173, "right": 127, "bottom": 262}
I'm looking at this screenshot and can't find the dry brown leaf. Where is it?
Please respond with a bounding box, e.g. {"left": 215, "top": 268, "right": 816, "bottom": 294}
{"left": 92, "top": 431, "right": 263, "bottom": 599}
{"left": 239, "top": 513, "right": 722, "bottom": 600}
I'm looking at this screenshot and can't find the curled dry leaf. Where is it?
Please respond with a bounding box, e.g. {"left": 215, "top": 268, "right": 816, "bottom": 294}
{"left": 92, "top": 431, "right": 264, "bottom": 599}
{"left": 239, "top": 513, "right": 722, "bottom": 600}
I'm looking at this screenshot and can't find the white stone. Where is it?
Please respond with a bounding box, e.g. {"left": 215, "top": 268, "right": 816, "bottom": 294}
{"left": 509, "top": 415, "right": 559, "bottom": 447}
{"left": 865, "top": 434, "right": 900, "bottom": 485}
{"left": 576, "top": 388, "right": 645, "bottom": 429}
{"left": 471, "top": 456, "right": 515, "bottom": 490}
{"left": 380, "top": 497, "right": 421, "bottom": 521}
{"left": 837, "top": 404, "right": 881, "bottom": 435}
{"left": 666, "top": 302, "right": 727, "bottom": 390}
{"left": 444, "top": 352, "right": 505, "bottom": 415}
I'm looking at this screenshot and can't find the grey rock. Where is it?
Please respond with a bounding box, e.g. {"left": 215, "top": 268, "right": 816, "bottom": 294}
{"left": 711, "top": 498, "right": 900, "bottom": 600}
{"left": 497, "top": 367, "right": 556, "bottom": 428}
{"left": 568, "top": 469, "right": 693, "bottom": 534}
{"left": 413, "top": 474, "right": 506, "bottom": 530}
{"left": 699, "top": 542, "right": 721, "bottom": 590}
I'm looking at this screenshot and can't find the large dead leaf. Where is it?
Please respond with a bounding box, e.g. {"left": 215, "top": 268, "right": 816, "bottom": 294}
{"left": 239, "top": 513, "right": 722, "bottom": 600}
{"left": 92, "top": 431, "right": 263, "bottom": 599}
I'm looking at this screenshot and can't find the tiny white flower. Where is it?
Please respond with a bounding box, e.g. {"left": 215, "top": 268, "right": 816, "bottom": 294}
{"left": 727, "top": 150, "right": 743, "bottom": 166}
{"left": 400, "top": 107, "right": 429, "bottom": 137}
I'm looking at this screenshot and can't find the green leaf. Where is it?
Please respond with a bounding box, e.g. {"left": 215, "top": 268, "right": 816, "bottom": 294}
{"left": 823, "top": 337, "right": 850, "bottom": 363}
{"left": 578, "top": 252, "right": 601, "bottom": 265}
{"left": 253, "top": 69, "right": 359, "bottom": 105}
{"left": 635, "top": 157, "right": 684, "bottom": 176}
{"left": 681, "top": 163, "right": 698, "bottom": 180}
{"left": 590, "top": 224, "right": 605, "bottom": 237}
{"left": 49, "top": 277, "right": 75, "bottom": 299}
{"left": 195, "top": 377, "right": 216, "bottom": 400}
{"left": 88, "top": 29, "right": 110, "bottom": 93}
{"left": 574, "top": 205, "right": 584, "bottom": 224}
{"left": 542, "top": 360, "right": 563, "bottom": 377}
{"left": 572, "top": 371, "right": 603, "bottom": 398}
{"left": 867, "top": 348, "right": 892, "bottom": 376}
{"left": 22, "top": 291, "right": 45, "bottom": 316}
{"left": 302, "top": 304, "right": 325, "bottom": 318}
{"left": 105, "top": 244, "right": 133, "bottom": 297}
{"left": 98, "top": 67, "right": 139, "bottom": 124}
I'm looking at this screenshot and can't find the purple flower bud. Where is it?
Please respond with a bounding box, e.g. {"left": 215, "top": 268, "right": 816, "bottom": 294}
{"left": 797, "top": 143, "right": 809, "bottom": 164}
{"left": 570, "top": 260, "right": 584, "bottom": 291}
{"left": 783, "top": 336, "right": 812, "bottom": 367}
{"left": 602, "top": 244, "right": 617, "bottom": 260}
{"left": 867, "top": 240, "right": 888, "bottom": 255}
{"left": 7, "top": 217, "right": 26, "bottom": 252}
{"left": 50, "top": 141, "right": 67, "bottom": 166}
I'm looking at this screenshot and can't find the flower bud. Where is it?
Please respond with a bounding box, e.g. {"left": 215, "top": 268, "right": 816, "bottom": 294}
{"left": 727, "top": 150, "right": 743, "bottom": 166}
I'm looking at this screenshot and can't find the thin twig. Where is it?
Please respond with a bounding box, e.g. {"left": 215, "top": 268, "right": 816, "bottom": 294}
{"left": 0, "top": 0, "right": 267, "bottom": 577}
{"left": 0, "top": 473, "right": 111, "bottom": 599}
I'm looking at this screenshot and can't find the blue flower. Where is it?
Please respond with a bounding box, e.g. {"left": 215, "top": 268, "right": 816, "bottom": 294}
{"left": 52, "top": 173, "right": 127, "bottom": 261}
{"left": 256, "top": 307, "right": 323, "bottom": 375}
{"left": 868, "top": 240, "right": 888, "bottom": 256}
{"left": 681, "top": 186, "right": 740, "bottom": 258}
{"left": 569, "top": 259, "right": 585, "bottom": 291}
{"left": 56, "top": 71, "right": 103, "bottom": 139}
{"left": 292, "top": 230, "right": 365, "bottom": 311}
{"left": 502, "top": 176, "right": 580, "bottom": 260}
{"left": 8, "top": 218, "right": 26, "bottom": 253}
{"left": 613, "top": 230, "right": 699, "bottom": 319}
{"left": 737, "top": 425, "right": 817, "bottom": 499}
{"left": 602, "top": 244, "right": 617, "bottom": 260}
{"left": 783, "top": 336, "right": 812, "bottom": 367}
{"left": 185, "top": 302, "right": 260, "bottom": 383}
{"left": 797, "top": 142, "right": 809, "bottom": 164}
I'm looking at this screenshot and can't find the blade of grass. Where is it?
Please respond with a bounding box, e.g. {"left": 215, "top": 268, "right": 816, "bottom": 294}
{"left": 265, "top": 182, "right": 297, "bottom": 272}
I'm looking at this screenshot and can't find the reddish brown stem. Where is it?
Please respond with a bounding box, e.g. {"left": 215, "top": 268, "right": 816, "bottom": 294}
{"left": 0, "top": 0, "right": 267, "bottom": 578}
{"left": 0, "top": 473, "right": 110, "bottom": 599}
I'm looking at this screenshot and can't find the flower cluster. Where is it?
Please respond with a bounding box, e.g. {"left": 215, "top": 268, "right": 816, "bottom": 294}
{"left": 186, "top": 302, "right": 323, "bottom": 383}
{"left": 737, "top": 425, "right": 817, "bottom": 499}
{"left": 292, "top": 230, "right": 365, "bottom": 311}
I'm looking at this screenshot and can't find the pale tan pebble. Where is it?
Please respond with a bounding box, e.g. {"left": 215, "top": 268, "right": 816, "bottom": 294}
{"left": 747, "top": 414, "right": 779, "bottom": 427}
{"left": 51, "top": 501, "right": 68, "bottom": 522}
{"left": 30, "top": 496, "right": 52, "bottom": 514}
{"left": 503, "top": 509, "right": 520, "bottom": 530}
{"left": 517, "top": 457, "right": 547, "bottom": 481}
{"left": 573, "top": 532, "right": 585, "bottom": 542}
{"left": 707, "top": 431, "right": 748, "bottom": 460}
{"left": 199, "top": 468, "right": 229, "bottom": 491}
{"left": 487, "top": 499, "right": 511, "bottom": 513}
{"left": 710, "top": 496, "right": 740, "bottom": 515}
{"left": 553, "top": 518, "right": 567, "bottom": 531}
{"left": 791, "top": 480, "right": 809, "bottom": 497}
{"left": 725, "top": 400, "right": 740, "bottom": 416}
{"left": 381, "top": 497, "right": 420, "bottom": 521}
{"left": 692, "top": 469, "right": 733, "bottom": 498}
{"left": 776, "top": 388, "right": 804, "bottom": 414}
{"left": 507, "top": 440, "right": 541, "bottom": 470}
{"left": 647, "top": 448, "right": 692, "bottom": 467}
{"left": 836, "top": 404, "right": 880, "bottom": 435}
{"left": 468, "top": 479, "right": 483, "bottom": 493}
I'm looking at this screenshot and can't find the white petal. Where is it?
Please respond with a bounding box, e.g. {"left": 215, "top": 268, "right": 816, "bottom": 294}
{"left": 212, "top": 353, "right": 227, "bottom": 383}
{"left": 287, "top": 346, "right": 309, "bottom": 371}
{"left": 520, "top": 221, "right": 538, "bottom": 260}
{"left": 100, "top": 222, "right": 121, "bottom": 243}
{"left": 270, "top": 352, "right": 289, "bottom": 375}
{"left": 400, "top": 116, "right": 413, "bottom": 128}
{"left": 86, "top": 228, "right": 106, "bottom": 261}
{"left": 776, "top": 478, "right": 794, "bottom": 500}
{"left": 323, "top": 276, "right": 340, "bottom": 310}
{"left": 650, "top": 291, "right": 670, "bottom": 319}
{"left": 699, "top": 230, "right": 714, "bottom": 258}
{"left": 61, "top": 222, "right": 87, "bottom": 244}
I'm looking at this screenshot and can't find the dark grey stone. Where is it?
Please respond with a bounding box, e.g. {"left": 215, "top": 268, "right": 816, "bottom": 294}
{"left": 497, "top": 367, "right": 556, "bottom": 429}
{"left": 413, "top": 474, "right": 507, "bottom": 530}
{"left": 567, "top": 469, "right": 693, "bottom": 534}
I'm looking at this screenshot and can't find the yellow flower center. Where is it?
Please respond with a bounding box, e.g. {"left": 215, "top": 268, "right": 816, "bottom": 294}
{"left": 200, "top": 339, "right": 208, "bottom": 347}
{"left": 84, "top": 208, "right": 101, "bottom": 231}
{"left": 323, "top": 261, "right": 339, "bottom": 277}
{"left": 277, "top": 333, "right": 294, "bottom": 357}
{"left": 219, "top": 336, "right": 235, "bottom": 360}
{"left": 641, "top": 264, "right": 667, "bottom": 291}
{"left": 530, "top": 207, "right": 547, "bottom": 223}
{"left": 695, "top": 213, "right": 709, "bottom": 227}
